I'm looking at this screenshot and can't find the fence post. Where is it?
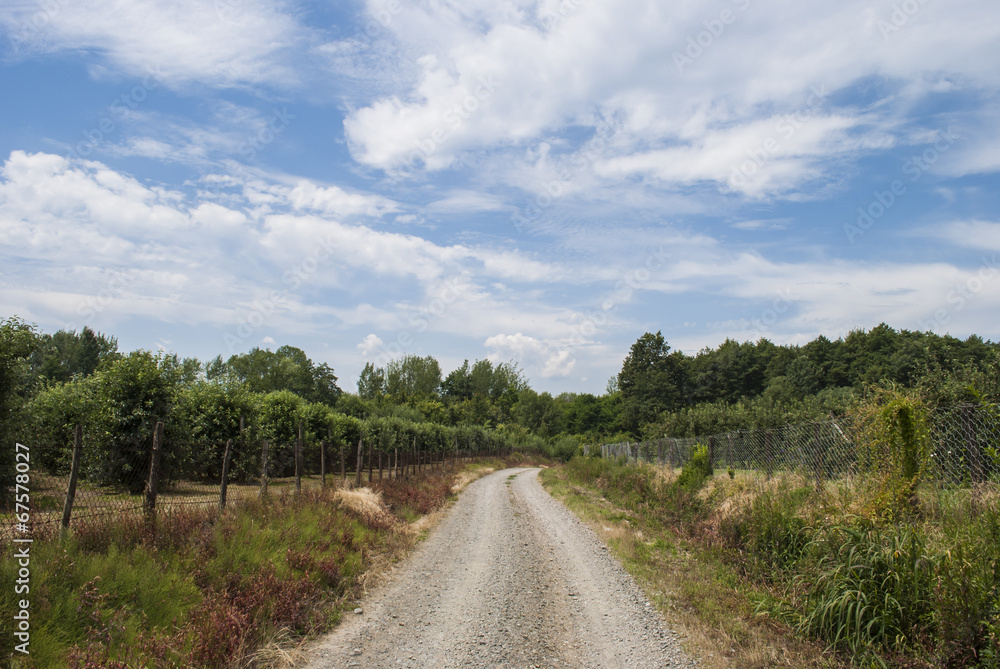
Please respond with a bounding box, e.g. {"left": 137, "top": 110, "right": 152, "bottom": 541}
{"left": 219, "top": 439, "right": 233, "bottom": 511}
{"left": 355, "top": 438, "right": 363, "bottom": 487}
{"left": 144, "top": 421, "right": 164, "bottom": 518}
{"left": 296, "top": 422, "right": 303, "bottom": 494}
{"left": 814, "top": 422, "right": 825, "bottom": 488}
{"left": 708, "top": 435, "right": 715, "bottom": 470}
{"left": 340, "top": 442, "right": 345, "bottom": 483}
{"left": 61, "top": 424, "right": 83, "bottom": 536}
{"left": 765, "top": 429, "right": 774, "bottom": 480}
{"left": 368, "top": 439, "right": 374, "bottom": 483}
{"left": 963, "top": 405, "right": 984, "bottom": 484}
{"left": 378, "top": 449, "right": 384, "bottom": 480}
{"left": 394, "top": 447, "right": 399, "bottom": 479}
{"left": 260, "top": 440, "right": 270, "bottom": 497}
{"left": 321, "top": 440, "right": 327, "bottom": 489}
{"left": 727, "top": 434, "right": 733, "bottom": 471}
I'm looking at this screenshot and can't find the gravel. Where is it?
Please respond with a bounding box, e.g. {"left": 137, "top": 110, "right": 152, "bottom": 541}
{"left": 302, "top": 467, "right": 695, "bottom": 668}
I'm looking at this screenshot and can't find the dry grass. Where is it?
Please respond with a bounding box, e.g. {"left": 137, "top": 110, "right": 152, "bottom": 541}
{"left": 450, "top": 466, "right": 495, "bottom": 494}
{"left": 541, "top": 466, "right": 839, "bottom": 669}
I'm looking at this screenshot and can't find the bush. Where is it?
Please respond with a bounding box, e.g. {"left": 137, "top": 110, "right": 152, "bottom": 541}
{"left": 676, "top": 443, "right": 713, "bottom": 491}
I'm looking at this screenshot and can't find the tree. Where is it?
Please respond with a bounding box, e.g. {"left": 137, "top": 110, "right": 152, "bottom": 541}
{"left": 384, "top": 354, "right": 442, "bottom": 399}
{"left": 357, "top": 362, "right": 387, "bottom": 399}
{"left": 618, "top": 332, "right": 687, "bottom": 435}
{"left": 207, "top": 346, "right": 341, "bottom": 404}
{"left": 0, "top": 317, "right": 38, "bottom": 491}
{"left": 29, "top": 327, "right": 118, "bottom": 383}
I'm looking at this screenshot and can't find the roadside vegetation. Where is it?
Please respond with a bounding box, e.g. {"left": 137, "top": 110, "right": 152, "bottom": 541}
{"left": 543, "top": 388, "right": 1000, "bottom": 668}
{"left": 0, "top": 455, "right": 542, "bottom": 667}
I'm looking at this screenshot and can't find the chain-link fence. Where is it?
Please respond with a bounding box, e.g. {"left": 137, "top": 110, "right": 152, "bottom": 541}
{"left": 593, "top": 404, "right": 1000, "bottom": 486}
{"left": 3, "top": 421, "right": 465, "bottom": 543}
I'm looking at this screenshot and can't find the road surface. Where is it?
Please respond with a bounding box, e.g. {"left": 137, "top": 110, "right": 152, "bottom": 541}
{"left": 303, "top": 467, "right": 695, "bottom": 668}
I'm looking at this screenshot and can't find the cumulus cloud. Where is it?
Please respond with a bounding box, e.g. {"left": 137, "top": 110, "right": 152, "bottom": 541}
{"left": 485, "top": 332, "right": 576, "bottom": 379}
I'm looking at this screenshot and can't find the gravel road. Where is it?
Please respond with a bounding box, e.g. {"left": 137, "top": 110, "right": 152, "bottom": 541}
{"left": 303, "top": 467, "right": 695, "bottom": 668}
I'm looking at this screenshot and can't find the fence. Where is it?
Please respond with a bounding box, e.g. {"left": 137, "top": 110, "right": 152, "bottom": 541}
{"left": 593, "top": 404, "right": 1000, "bottom": 486}
{"left": 3, "top": 420, "right": 506, "bottom": 542}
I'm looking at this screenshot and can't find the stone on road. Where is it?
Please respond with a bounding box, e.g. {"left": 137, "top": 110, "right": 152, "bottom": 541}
{"left": 303, "top": 467, "right": 693, "bottom": 668}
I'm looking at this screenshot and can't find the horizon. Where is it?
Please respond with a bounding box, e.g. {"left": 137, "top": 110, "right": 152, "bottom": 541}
{"left": 2, "top": 1, "right": 999, "bottom": 396}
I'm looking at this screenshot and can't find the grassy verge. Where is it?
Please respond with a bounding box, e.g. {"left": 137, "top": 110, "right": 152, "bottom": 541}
{"left": 543, "top": 455, "right": 1000, "bottom": 668}
{"left": 1, "top": 457, "right": 534, "bottom": 668}
{"left": 540, "top": 462, "right": 837, "bottom": 669}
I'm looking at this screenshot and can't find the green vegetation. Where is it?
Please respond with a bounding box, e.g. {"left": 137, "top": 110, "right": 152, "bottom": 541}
{"left": 547, "top": 389, "right": 1000, "bottom": 668}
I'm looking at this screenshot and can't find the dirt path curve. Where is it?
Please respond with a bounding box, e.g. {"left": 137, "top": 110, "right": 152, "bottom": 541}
{"left": 303, "top": 468, "right": 695, "bottom": 668}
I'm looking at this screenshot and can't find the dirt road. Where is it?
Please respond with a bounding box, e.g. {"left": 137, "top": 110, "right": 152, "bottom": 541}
{"left": 303, "top": 467, "right": 694, "bottom": 668}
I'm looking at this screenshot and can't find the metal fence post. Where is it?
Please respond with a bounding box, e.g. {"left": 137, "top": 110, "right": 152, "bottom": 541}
{"left": 219, "top": 439, "right": 233, "bottom": 511}
{"left": 60, "top": 424, "right": 83, "bottom": 536}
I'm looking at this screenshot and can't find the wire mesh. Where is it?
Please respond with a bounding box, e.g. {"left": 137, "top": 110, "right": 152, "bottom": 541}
{"left": 594, "top": 404, "right": 1000, "bottom": 486}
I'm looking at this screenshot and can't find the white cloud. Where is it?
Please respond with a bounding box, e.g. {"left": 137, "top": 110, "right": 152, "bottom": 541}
{"left": 358, "top": 333, "right": 384, "bottom": 358}
{"left": 342, "top": 0, "right": 1000, "bottom": 197}
{"left": 1, "top": 0, "right": 304, "bottom": 89}
{"left": 485, "top": 332, "right": 577, "bottom": 379}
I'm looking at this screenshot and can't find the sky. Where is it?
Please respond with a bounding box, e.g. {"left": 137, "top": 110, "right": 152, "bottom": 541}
{"left": 2, "top": 0, "right": 1000, "bottom": 395}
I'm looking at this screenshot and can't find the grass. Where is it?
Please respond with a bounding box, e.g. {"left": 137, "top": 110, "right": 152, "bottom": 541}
{"left": 540, "top": 461, "right": 837, "bottom": 669}
{"left": 0, "top": 456, "right": 524, "bottom": 668}
{"left": 543, "top": 455, "right": 1000, "bottom": 668}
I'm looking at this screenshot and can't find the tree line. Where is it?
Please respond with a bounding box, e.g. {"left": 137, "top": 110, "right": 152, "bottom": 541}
{"left": 2, "top": 316, "right": 998, "bottom": 492}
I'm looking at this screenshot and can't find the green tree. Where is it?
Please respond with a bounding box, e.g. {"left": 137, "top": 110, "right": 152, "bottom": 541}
{"left": 384, "top": 354, "right": 442, "bottom": 400}
{"left": 618, "top": 332, "right": 687, "bottom": 435}
{"left": 29, "top": 326, "right": 118, "bottom": 383}
{"left": 0, "top": 317, "right": 38, "bottom": 492}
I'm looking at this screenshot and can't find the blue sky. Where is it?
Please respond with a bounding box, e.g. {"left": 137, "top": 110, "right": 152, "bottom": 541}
{"left": 2, "top": 0, "right": 999, "bottom": 395}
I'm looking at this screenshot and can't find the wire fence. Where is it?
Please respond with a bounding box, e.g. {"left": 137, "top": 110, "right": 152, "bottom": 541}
{"left": 592, "top": 404, "right": 1000, "bottom": 486}
{"left": 3, "top": 421, "right": 495, "bottom": 543}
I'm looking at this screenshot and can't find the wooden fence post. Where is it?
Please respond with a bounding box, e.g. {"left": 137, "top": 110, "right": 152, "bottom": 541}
{"left": 260, "top": 440, "right": 270, "bottom": 497}
{"left": 765, "top": 429, "right": 774, "bottom": 480}
{"left": 964, "top": 405, "right": 984, "bottom": 484}
{"left": 340, "top": 442, "right": 345, "bottom": 483}
{"left": 355, "top": 438, "right": 363, "bottom": 487}
{"left": 144, "top": 421, "right": 164, "bottom": 518}
{"left": 295, "top": 422, "right": 303, "bottom": 494}
{"left": 367, "top": 439, "right": 374, "bottom": 483}
{"left": 814, "top": 422, "right": 825, "bottom": 488}
{"left": 61, "top": 424, "right": 83, "bottom": 536}
{"left": 394, "top": 447, "right": 398, "bottom": 479}
{"left": 219, "top": 439, "right": 233, "bottom": 511}
{"left": 378, "top": 450, "right": 383, "bottom": 480}
{"left": 321, "top": 440, "right": 327, "bottom": 489}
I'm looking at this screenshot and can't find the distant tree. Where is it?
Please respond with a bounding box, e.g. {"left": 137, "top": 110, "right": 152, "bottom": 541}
{"left": 207, "top": 346, "right": 341, "bottom": 404}
{"left": 357, "top": 362, "right": 387, "bottom": 399}
{"left": 385, "top": 354, "right": 442, "bottom": 399}
{"left": 29, "top": 326, "right": 118, "bottom": 383}
{"left": 618, "top": 331, "right": 687, "bottom": 435}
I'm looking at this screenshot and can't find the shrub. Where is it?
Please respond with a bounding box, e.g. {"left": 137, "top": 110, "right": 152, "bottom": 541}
{"left": 676, "top": 443, "right": 713, "bottom": 491}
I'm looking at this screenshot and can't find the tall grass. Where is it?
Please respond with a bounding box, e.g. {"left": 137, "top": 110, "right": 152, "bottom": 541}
{"left": 0, "top": 466, "right": 471, "bottom": 668}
